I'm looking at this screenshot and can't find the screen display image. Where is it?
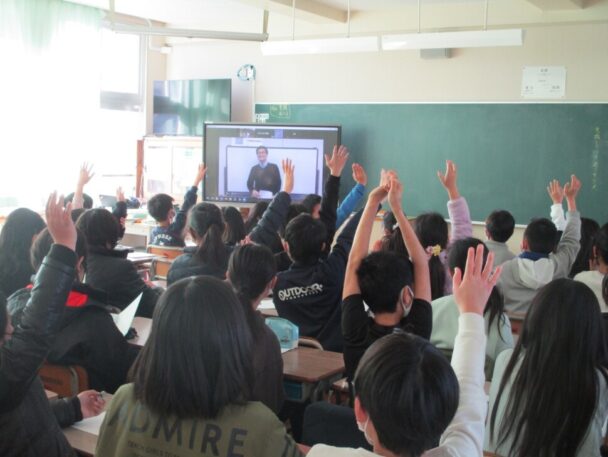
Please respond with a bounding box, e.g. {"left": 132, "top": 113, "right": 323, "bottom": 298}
{"left": 153, "top": 79, "right": 231, "bottom": 136}
{"left": 204, "top": 123, "right": 341, "bottom": 204}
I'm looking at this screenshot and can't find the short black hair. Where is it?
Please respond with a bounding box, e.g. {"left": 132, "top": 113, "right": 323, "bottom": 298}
{"left": 130, "top": 276, "right": 253, "bottom": 419}
{"left": 602, "top": 274, "right": 608, "bottom": 306}
{"left": 357, "top": 251, "right": 413, "bottom": 314}
{"left": 595, "top": 224, "right": 608, "bottom": 266}
{"left": 70, "top": 208, "right": 87, "bottom": 223}
{"left": 284, "top": 214, "right": 326, "bottom": 264}
{"left": 76, "top": 208, "right": 121, "bottom": 249}
{"left": 355, "top": 333, "right": 459, "bottom": 456}
{"left": 383, "top": 211, "right": 397, "bottom": 233}
{"left": 31, "top": 228, "right": 87, "bottom": 272}
{"left": 147, "top": 193, "right": 174, "bottom": 222}
{"left": 64, "top": 192, "right": 93, "bottom": 210}
{"left": 301, "top": 194, "right": 322, "bottom": 214}
{"left": 524, "top": 218, "right": 558, "bottom": 255}
{"left": 278, "top": 203, "right": 309, "bottom": 239}
{"left": 256, "top": 145, "right": 268, "bottom": 155}
{"left": 486, "top": 210, "right": 515, "bottom": 243}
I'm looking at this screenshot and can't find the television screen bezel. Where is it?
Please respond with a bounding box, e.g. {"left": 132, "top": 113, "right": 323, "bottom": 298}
{"left": 203, "top": 122, "right": 342, "bottom": 205}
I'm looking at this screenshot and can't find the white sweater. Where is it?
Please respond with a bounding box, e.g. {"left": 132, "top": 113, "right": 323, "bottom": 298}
{"left": 308, "top": 313, "right": 488, "bottom": 457}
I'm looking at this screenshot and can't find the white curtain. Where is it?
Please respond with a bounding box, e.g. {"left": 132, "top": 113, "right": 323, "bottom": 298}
{"left": 0, "top": 0, "right": 103, "bottom": 210}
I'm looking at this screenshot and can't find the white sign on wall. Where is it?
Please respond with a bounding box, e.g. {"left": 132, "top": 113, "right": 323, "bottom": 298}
{"left": 521, "top": 66, "right": 566, "bottom": 99}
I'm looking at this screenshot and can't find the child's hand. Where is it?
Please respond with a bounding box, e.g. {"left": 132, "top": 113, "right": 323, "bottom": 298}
{"left": 46, "top": 192, "right": 77, "bottom": 251}
{"left": 194, "top": 163, "right": 207, "bottom": 186}
{"left": 546, "top": 179, "right": 564, "bottom": 205}
{"left": 77, "top": 390, "right": 105, "bottom": 419}
{"left": 116, "top": 186, "right": 125, "bottom": 202}
{"left": 325, "top": 145, "right": 349, "bottom": 177}
{"left": 453, "top": 244, "right": 501, "bottom": 315}
{"left": 282, "top": 159, "right": 295, "bottom": 194}
{"left": 352, "top": 163, "right": 367, "bottom": 186}
{"left": 437, "top": 160, "right": 460, "bottom": 200}
{"left": 564, "top": 174, "right": 581, "bottom": 212}
{"left": 77, "top": 162, "right": 94, "bottom": 188}
{"left": 387, "top": 176, "right": 403, "bottom": 212}
{"left": 369, "top": 169, "right": 391, "bottom": 203}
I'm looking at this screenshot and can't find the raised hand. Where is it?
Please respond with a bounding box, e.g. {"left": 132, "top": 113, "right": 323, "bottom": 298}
{"left": 282, "top": 159, "right": 295, "bottom": 194}
{"left": 546, "top": 179, "right": 564, "bottom": 205}
{"left": 437, "top": 160, "right": 460, "bottom": 200}
{"left": 352, "top": 163, "right": 367, "bottom": 186}
{"left": 194, "top": 163, "right": 207, "bottom": 187}
{"left": 453, "top": 244, "right": 502, "bottom": 315}
{"left": 369, "top": 169, "right": 392, "bottom": 203}
{"left": 77, "top": 162, "right": 94, "bottom": 188}
{"left": 46, "top": 192, "right": 77, "bottom": 251}
{"left": 77, "top": 390, "right": 105, "bottom": 419}
{"left": 563, "top": 174, "right": 581, "bottom": 212}
{"left": 116, "top": 186, "right": 125, "bottom": 202}
{"left": 387, "top": 175, "right": 403, "bottom": 212}
{"left": 325, "top": 145, "right": 349, "bottom": 177}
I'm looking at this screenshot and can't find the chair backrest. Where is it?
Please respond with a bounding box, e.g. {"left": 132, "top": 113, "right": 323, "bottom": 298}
{"left": 39, "top": 362, "right": 89, "bottom": 398}
{"left": 146, "top": 245, "right": 184, "bottom": 260}
{"left": 298, "top": 337, "right": 323, "bottom": 350}
{"left": 150, "top": 257, "right": 173, "bottom": 280}
{"left": 265, "top": 316, "right": 299, "bottom": 350}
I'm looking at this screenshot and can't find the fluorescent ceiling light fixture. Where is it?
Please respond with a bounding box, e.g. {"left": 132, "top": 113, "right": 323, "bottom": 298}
{"left": 104, "top": 21, "right": 268, "bottom": 42}
{"left": 261, "top": 36, "right": 379, "bottom": 56}
{"left": 382, "top": 29, "right": 523, "bottom": 50}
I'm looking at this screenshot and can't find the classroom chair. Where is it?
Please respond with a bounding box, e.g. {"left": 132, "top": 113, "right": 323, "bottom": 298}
{"left": 150, "top": 257, "right": 173, "bottom": 281}
{"left": 39, "top": 362, "right": 89, "bottom": 398}
{"left": 146, "top": 245, "right": 183, "bottom": 260}
{"left": 298, "top": 337, "right": 323, "bottom": 350}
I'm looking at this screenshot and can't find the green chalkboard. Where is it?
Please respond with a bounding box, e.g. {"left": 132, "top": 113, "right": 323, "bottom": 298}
{"left": 255, "top": 103, "right": 608, "bottom": 224}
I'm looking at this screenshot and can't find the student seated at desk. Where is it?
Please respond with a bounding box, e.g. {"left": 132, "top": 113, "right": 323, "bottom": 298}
{"left": 307, "top": 245, "right": 501, "bottom": 457}
{"left": 97, "top": 276, "right": 302, "bottom": 457}
{"left": 431, "top": 238, "right": 513, "bottom": 380}
{"left": 76, "top": 208, "right": 161, "bottom": 318}
{"left": 222, "top": 206, "right": 247, "bottom": 247}
{"left": 484, "top": 210, "right": 517, "bottom": 265}
{"left": 167, "top": 203, "right": 232, "bottom": 285}
{"left": 0, "top": 194, "right": 105, "bottom": 457}
{"left": 227, "top": 244, "right": 284, "bottom": 415}
{"left": 8, "top": 228, "right": 139, "bottom": 393}
{"left": 498, "top": 175, "right": 581, "bottom": 314}
{"left": 148, "top": 164, "right": 206, "bottom": 247}
{"left": 342, "top": 172, "right": 432, "bottom": 380}
{"left": 0, "top": 207, "right": 46, "bottom": 297}
{"left": 486, "top": 279, "right": 608, "bottom": 457}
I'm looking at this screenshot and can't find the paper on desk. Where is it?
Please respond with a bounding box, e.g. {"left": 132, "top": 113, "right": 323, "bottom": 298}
{"left": 112, "top": 293, "right": 142, "bottom": 336}
{"left": 258, "top": 298, "right": 275, "bottom": 310}
{"left": 71, "top": 411, "right": 106, "bottom": 435}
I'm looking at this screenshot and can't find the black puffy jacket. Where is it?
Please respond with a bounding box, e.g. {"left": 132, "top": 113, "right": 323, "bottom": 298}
{"left": 0, "top": 244, "right": 78, "bottom": 456}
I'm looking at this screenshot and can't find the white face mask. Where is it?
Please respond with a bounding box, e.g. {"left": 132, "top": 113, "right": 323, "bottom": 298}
{"left": 357, "top": 418, "right": 374, "bottom": 447}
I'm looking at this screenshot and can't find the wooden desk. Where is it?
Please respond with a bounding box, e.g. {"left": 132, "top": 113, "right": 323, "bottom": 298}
{"left": 282, "top": 347, "right": 344, "bottom": 383}
{"left": 63, "top": 393, "right": 113, "bottom": 457}
{"left": 127, "top": 251, "right": 159, "bottom": 265}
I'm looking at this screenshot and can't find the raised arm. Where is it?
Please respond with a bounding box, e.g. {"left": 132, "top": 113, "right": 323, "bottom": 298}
{"left": 0, "top": 193, "right": 77, "bottom": 412}
{"left": 440, "top": 245, "right": 502, "bottom": 456}
{"left": 72, "top": 162, "right": 94, "bottom": 210}
{"left": 336, "top": 163, "right": 367, "bottom": 228}
{"left": 438, "top": 160, "right": 472, "bottom": 243}
{"left": 547, "top": 179, "right": 566, "bottom": 231}
{"left": 320, "top": 145, "right": 349, "bottom": 247}
{"left": 170, "top": 163, "right": 206, "bottom": 233}
{"left": 388, "top": 176, "right": 431, "bottom": 303}
{"left": 552, "top": 175, "right": 582, "bottom": 277}
{"left": 343, "top": 171, "right": 388, "bottom": 299}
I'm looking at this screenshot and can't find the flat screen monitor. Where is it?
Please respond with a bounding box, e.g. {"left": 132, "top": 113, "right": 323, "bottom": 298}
{"left": 203, "top": 123, "right": 341, "bottom": 204}
{"left": 153, "top": 79, "right": 231, "bottom": 136}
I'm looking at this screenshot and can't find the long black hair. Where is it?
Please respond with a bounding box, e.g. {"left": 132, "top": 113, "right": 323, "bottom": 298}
{"left": 244, "top": 201, "right": 268, "bottom": 234}
{"left": 380, "top": 227, "right": 410, "bottom": 260}
{"left": 228, "top": 244, "right": 276, "bottom": 341}
{"left": 448, "top": 238, "right": 505, "bottom": 336}
{"left": 222, "top": 206, "right": 246, "bottom": 246}
{"left": 490, "top": 279, "right": 607, "bottom": 457}
{"left": 592, "top": 224, "right": 608, "bottom": 269}
{"left": 189, "top": 203, "right": 227, "bottom": 270}
{"left": 414, "top": 212, "right": 447, "bottom": 300}
{"left": 570, "top": 217, "right": 600, "bottom": 278}
{"left": 0, "top": 208, "right": 46, "bottom": 296}
{"left": 130, "top": 276, "right": 253, "bottom": 419}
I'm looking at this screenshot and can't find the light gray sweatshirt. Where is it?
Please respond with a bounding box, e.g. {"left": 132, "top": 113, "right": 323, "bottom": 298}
{"left": 498, "top": 211, "right": 581, "bottom": 314}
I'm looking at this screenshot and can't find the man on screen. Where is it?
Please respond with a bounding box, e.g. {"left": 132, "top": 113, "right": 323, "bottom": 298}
{"left": 247, "top": 146, "right": 282, "bottom": 198}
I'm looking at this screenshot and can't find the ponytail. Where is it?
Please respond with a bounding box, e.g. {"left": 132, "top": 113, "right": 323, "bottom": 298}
{"left": 189, "top": 203, "right": 227, "bottom": 270}
{"left": 485, "top": 286, "right": 507, "bottom": 340}
{"left": 415, "top": 212, "right": 448, "bottom": 300}
{"left": 429, "top": 256, "right": 446, "bottom": 300}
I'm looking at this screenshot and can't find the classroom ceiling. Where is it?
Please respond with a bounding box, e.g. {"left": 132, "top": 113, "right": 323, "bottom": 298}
{"left": 68, "top": 0, "right": 608, "bottom": 35}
